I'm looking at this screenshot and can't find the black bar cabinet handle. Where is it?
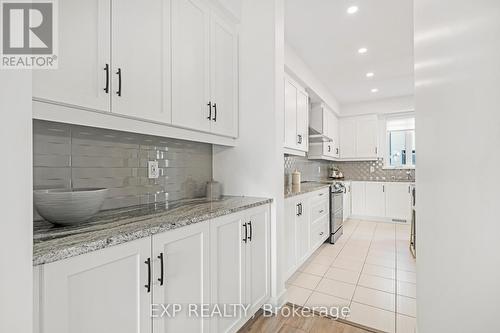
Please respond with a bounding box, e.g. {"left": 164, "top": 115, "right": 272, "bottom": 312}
{"left": 207, "top": 102, "right": 212, "bottom": 119}
{"left": 116, "top": 68, "right": 122, "bottom": 97}
{"left": 144, "top": 258, "right": 151, "bottom": 293}
{"left": 104, "top": 64, "right": 109, "bottom": 93}
{"left": 243, "top": 223, "right": 248, "bottom": 243}
{"left": 212, "top": 103, "right": 217, "bottom": 121}
{"left": 157, "top": 253, "right": 164, "bottom": 286}
{"left": 248, "top": 221, "right": 253, "bottom": 242}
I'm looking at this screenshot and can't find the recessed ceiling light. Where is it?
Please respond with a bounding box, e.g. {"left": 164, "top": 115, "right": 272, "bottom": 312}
{"left": 347, "top": 6, "right": 359, "bottom": 14}
{"left": 371, "top": 88, "right": 379, "bottom": 93}
{"left": 366, "top": 72, "right": 374, "bottom": 78}
{"left": 358, "top": 47, "right": 368, "bottom": 54}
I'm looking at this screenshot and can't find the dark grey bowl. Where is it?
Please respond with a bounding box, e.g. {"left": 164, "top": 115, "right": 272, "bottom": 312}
{"left": 34, "top": 188, "right": 108, "bottom": 226}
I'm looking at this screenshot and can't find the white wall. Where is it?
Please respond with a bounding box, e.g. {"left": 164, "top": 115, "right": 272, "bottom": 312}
{"left": 285, "top": 43, "right": 341, "bottom": 114}
{"left": 0, "top": 72, "right": 33, "bottom": 332}
{"left": 213, "top": 0, "right": 286, "bottom": 305}
{"left": 341, "top": 95, "right": 414, "bottom": 117}
{"left": 415, "top": 1, "right": 500, "bottom": 332}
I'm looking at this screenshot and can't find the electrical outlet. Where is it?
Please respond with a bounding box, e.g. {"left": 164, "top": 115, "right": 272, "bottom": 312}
{"left": 148, "top": 161, "right": 159, "bottom": 179}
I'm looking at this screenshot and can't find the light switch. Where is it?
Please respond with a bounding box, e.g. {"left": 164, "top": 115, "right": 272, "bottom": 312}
{"left": 370, "top": 166, "right": 375, "bottom": 173}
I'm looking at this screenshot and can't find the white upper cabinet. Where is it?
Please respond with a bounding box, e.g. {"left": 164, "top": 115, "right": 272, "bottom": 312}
{"left": 284, "top": 80, "right": 298, "bottom": 149}
{"left": 112, "top": 0, "right": 170, "bottom": 122}
{"left": 356, "top": 116, "right": 379, "bottom": 159}
{"left": 210, "top": 13, "right": 238, "bottom": 137}
{"left": 152, "top": 223, "right": 210, "bottom": 333}
{"left": 33, "top": 0, "right": 111, "bottom": 112}
{"left": 33, "top": 0, "right": 239, "bottom": 143}
{"left": 339, "top": 115, "right": 378, "bottom": 160}
{"left": 172, "top": 0, "right": 238, "bottom": 137}
{"left": 308, "top": 103, "right": 340, "bottom": 160}
{"left": 40, "top": 238, "right": 151, "bottom": 333}
{"left": 296, "top": 90, "right": 309, "bottom": 151}
{"left": 172, "top": 0, "right": 211, "bottom": 132}
{"left": 284, "top": 76, "right": 309, "bottom": 154}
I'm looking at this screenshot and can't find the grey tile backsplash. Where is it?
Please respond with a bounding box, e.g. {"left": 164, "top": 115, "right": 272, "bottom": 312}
{"left": 284, "top": 155, "right": 416, "bottom": 183}
{"left": 34, "top": 120, "right": 212, "bottom": 220}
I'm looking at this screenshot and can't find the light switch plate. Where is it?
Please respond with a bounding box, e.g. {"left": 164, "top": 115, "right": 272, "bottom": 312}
{"left": 148, "top": 161, "right": 159, "bottom": 179}
{"left": 370, "top": 166, "right": 375, "bottom": 173}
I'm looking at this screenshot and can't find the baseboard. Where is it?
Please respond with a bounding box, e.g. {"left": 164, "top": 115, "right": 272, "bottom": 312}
{"left": 350, "top": 215, "right": 409, "bottom": 224}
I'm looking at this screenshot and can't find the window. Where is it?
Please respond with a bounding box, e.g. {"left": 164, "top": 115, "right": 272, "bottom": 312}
{"left": 385, "top": 116, "right": 415, "bottom": 168}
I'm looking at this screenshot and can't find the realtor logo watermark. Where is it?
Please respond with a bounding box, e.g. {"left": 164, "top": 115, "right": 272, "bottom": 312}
{"left": 1, "top": 0, "right": 58, "bottom": 69}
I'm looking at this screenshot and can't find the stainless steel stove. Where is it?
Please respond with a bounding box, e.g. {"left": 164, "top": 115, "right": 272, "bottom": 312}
{"left": 329, "top": 182, "right": 345, "bottom": 244}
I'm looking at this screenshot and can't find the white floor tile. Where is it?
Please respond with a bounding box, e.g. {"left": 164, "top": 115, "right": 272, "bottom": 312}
{"left": 397, "top": 270, "right": 417, "bottom": 283}
{"left": 315, "top": 278, "right": 356, "bottom": 301}
{"left": 285, "top": 285, "right": 313, "bottom": 307}
{"left": 332, "top": 258, "right": 365, "bottom": 273}
{"left": 310, "top": 254, "right": 336, "bottom": 266}
{"left": 358, "top": 274, "right": 396, "bottom": 293}
{"left": 366, "top": 256, "right": 397, "bottom": 269}
{"left": 363, "top": 263, "right": 396, "bottom": 279}
{"left": 353, "top": 286, "right": 396, "bottom": 311}
{"left": 305, "top": 291, "right": 350, "bottom": 318}
{"left": 300, "top": 262, "right": 330, "bottom": 277}
{"left": 396, "top": 314, "right": 417, "bottom": 333}
{"left": 348, "top": 302, "right": 396, "bottom": 333}
{"left": 325, "top": 267, "right": 360, "bottom": 284}
{"left": 397, "top": 281, "right": 417, "bottom": 298}
{"left": 397, "top": 295, "right": 417, "bottom": 317}
{"left": 288, "top": 272, "right": 322, "bottom": 290}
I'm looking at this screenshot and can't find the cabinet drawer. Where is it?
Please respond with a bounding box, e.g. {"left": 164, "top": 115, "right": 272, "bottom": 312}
{"left": 310, "top": 215, "right": 329, "bottom": 248}
{"left": 310, "top": 198, "right": 329, "bottom": 222}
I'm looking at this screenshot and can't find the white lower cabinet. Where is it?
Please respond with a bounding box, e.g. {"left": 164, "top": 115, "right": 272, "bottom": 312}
{"left": 34, "top": 204, "right": 271, "bottom": 333}
{"left": 284, "top": 188, "right": 330, "bottom": 280}
{"left": 351, "top": 181, "right": 412, "bottom": 222}
{"left": 365, "top": 182, "right": 385, "bottom": 217}
{"left": 210, "top": 206, "right": 270, "bottom": 333}
{"left": 385, "top": 183, "right": 412, "bottom": 221}
{"left": 342, "top": 181, "right": 352, "bottom": 222}
{"left": 39, "top": 238, "right": 152, "bottom": 333}
{"left": 152, "top": 222, "right": 210, "bottom": 333}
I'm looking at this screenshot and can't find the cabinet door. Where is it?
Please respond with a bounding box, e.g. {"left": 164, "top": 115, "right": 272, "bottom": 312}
{"left": 284, "top": 199, "right": 298, "bottom": 278}
{"left": 245, "top": 207, "right": 270, "bottom": 315}
{"left": 112, "top": 0, "right": 170, "bottom": 122}
{"left": 284, "top": 80, "right": 298, "bottom": 149}
{"left": 340, "top": 118, "right": 356, "bottom": 159}
{"left": 342, "top": 185, "right": 350, "bottom": 222}
{"left": 365, "top": 182, "right": 386, "bottom": 217}
{"left": 356, "top": 116, "right": 378, "bottom": 158}
{"left": 296, "top": 199, "right": 310, "bottom": 264}
{"left": 351, "top": 181, "right": 366, "bottom": 216}
{"left": 41, "top": 238, "right": 151, "bottom": 333}
{"left": 210, "top": 13, "right": 238, "bottom": 137}
{"left": 329, "top": 112, "right": 340, "bottom": 158}
{"left": 210, "top": 213, "right": 246, "bottom": 333}
{"left": 152, "top": 222, "right": 210, "bottom": 333}
{"left": 296, "top": 90, "right": 309, "bottom": 152}
{"left": 385, "top": 183, "right": 412, "bottom": 221}
{"left": 172, "top": 0, "right": 211, "bottom": 132}
{"left": 32, "top": 0, "right": 110, "bottom": 112}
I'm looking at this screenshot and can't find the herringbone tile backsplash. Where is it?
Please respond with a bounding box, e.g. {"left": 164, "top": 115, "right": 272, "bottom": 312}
{"left": 33, "top": 120, "right": 212, "bottom": 220}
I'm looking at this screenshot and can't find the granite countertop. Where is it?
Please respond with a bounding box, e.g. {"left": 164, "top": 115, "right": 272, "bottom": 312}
{"left": 33, "top": 196, "right": 272, "bottom": 266}
{"left": 284, "top": 182, "right": 331, "bottom": 198}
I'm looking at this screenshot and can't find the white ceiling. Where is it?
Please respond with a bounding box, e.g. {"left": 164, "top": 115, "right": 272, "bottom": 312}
{"left": 285, "top": 0, "right": 414, "bottom": 105}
